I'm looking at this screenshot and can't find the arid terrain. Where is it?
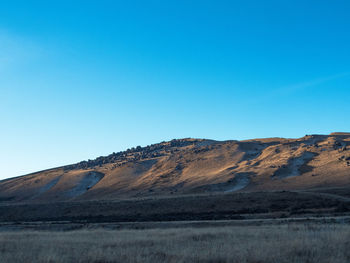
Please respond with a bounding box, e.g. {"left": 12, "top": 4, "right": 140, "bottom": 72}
{"left": 1, "top": 133, "right": 350, "bottom": 223}
{"left": 2, "top": 133, "right": 350, "bottom": 203}
{"left": 2, "top": 133, "right": 350, "bottom": 262}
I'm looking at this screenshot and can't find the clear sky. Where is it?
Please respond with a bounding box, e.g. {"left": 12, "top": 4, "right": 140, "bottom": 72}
{"left": 1, "top": 1, "right": 350, "bottom": 179}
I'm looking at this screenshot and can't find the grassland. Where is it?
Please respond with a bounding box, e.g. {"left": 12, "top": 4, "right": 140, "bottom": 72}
{"left": 1, "top": 223, "right": 350, "bottom": 263}
{"left": 1, "top": 188, "right": 350, "bottom": 262}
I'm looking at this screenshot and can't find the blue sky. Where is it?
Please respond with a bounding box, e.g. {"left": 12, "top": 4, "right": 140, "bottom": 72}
{"left": 1, "top": 0, "right": 350, "bottom": 179}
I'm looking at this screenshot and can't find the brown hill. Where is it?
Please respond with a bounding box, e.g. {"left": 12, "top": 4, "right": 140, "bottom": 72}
{"left": 1, "top": 134, "right": 350, "bottom": 203}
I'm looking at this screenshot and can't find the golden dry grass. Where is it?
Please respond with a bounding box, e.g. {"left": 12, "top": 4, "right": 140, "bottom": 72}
{"left": 3, "top": 134, "right": 350, "bottom": 204}
{"left": 1, "top": 223, "right": 350, "bottom": 263}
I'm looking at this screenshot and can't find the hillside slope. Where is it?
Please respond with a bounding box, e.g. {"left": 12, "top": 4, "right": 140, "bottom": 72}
{"left": 1, "top": 134, "right": 350, "bottom": 203}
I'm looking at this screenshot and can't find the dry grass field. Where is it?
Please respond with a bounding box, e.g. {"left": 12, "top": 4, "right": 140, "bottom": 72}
{"left": 1, "top": 223, "right": 350, "bottom": 263}
{"left": 2, "top": 135, "right": 350, "bottom": 262}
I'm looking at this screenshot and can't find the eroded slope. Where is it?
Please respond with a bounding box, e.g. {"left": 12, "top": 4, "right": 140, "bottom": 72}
{"left": 1, "top": 134, "right": 350, "bottom": 202}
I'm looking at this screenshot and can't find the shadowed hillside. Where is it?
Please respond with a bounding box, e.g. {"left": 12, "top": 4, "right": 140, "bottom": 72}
{"left": 1, "top": 134, "right": 350, "bottom": 203}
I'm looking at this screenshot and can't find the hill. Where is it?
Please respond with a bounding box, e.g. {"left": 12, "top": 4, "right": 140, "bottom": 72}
{"left": 1, "top": 133, "right": 350, "bottom": 204}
